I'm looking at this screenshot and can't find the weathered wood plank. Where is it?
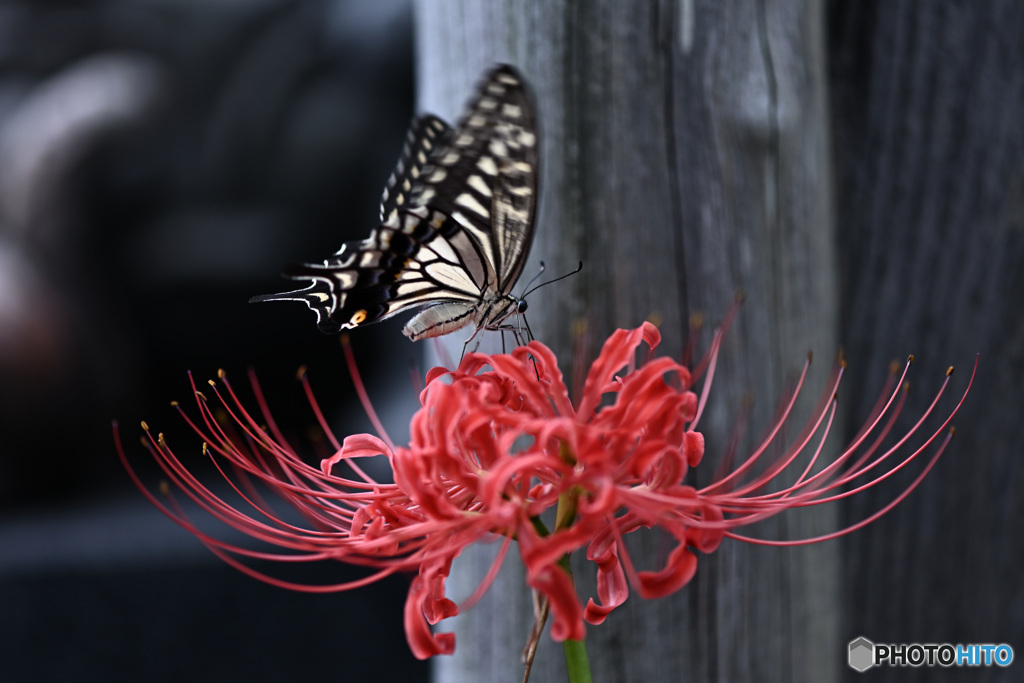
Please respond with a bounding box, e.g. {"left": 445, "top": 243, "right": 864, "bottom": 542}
{"left": 417, "top": 2, "right": 840, "bottom": 681}
{"left": 830, "top": 2, "right": 1024, "bottom": 679}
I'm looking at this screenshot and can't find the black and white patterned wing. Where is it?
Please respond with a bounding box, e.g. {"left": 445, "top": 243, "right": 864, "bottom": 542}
{"left": 248, "top": 115, "right": 458, "bottom": 333}
{"left": 253, "top": 207, "right": 482, "bottom": 334}
{"left": 378, "top": 115, "right": 452, "bottom": 223}
{"left": 411, "top": 65, "right": 539, "bottom": 295}
{"left": 250, "top": 65, "right": 538, "bottom": 338}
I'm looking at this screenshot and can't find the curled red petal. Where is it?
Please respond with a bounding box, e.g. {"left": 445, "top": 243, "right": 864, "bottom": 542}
{"left": 637, "top": 544, "right": 699, "bottom": 599}
{"left": 583, "top": 598, "right": 617, "bottom": 625}
{"left": 583, "top": 542, "right": 629, "bottom": 625}
{"left": 424, "top": 365, "right": 453, "bottom": 385}
{"left": 404, "top": 576, "right": 456, "bottom": 659}
{"left": 529, "top": 566, "right": 586, "bottom": 642}
{"left": 321, "top": 434, "right": 392, "bottom": 475}
{"left": 684, "top": 430, "right": 705, "bottom": 467}
{"left": 577, "top": 322, "right": 661, "bottom": 417}
{"left": 687, "top": 502, "right": 725, "bottom": 553}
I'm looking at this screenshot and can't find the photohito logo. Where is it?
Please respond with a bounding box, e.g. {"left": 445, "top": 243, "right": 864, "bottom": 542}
{"left": 848, "top": 637, "right": 1014, "bottom": 672}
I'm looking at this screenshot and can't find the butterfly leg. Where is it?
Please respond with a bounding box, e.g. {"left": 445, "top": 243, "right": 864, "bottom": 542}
{"left": 459, "top": 327, "right": 485, "bottom": 362}
{"left": 521, "top": 314, "right": 535, "bottom": 344}
{"left": 497, "top": 317, "right": 540, "bottom": 379}
{"left": 496, "top": 314, "right": 533, "bottom": 347}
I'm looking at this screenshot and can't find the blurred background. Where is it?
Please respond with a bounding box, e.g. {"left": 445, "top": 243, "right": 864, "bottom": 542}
{"left": 0, "top": 1, "right": 429, "bottom": 680}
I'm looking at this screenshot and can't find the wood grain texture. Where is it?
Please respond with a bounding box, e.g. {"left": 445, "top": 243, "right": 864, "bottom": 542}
{"left": 417, "top": 1, "right": 841, "bottom": 681}
{"left": 830, "top": 3, "right": 1024, "bottom": 681}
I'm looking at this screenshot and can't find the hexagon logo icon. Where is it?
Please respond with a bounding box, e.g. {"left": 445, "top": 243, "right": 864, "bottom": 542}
{"left": 848, "top": 637, "right": 875, "bottom": 672}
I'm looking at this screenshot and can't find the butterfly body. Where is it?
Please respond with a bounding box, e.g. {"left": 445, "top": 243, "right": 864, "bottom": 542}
{"left": 252, "top": 65, "right": 538, "bottom": 342}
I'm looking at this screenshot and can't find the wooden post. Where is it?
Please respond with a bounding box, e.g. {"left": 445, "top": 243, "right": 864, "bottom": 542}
{"left": 830, "top": 1, "right": 1024, "bottom": 671}
{"left": 417, "top": 1, "right": 840, "bottom": 680}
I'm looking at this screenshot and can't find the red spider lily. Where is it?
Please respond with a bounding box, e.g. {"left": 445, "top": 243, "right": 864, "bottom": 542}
{"left": 116, "top": 322, "right": 975, "bottom": 660}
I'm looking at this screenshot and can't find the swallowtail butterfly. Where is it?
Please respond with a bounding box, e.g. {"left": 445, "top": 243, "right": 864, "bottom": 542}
{"left": 251, "top": 65, "right": 538, "bottom": 343}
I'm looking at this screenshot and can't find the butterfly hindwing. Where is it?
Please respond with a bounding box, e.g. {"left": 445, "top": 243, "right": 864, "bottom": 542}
{"left": 251, "top": 65, "right": 538, "bottom": 340}
{"left": 379, "top": 115, "right": 452, "bottom": 223}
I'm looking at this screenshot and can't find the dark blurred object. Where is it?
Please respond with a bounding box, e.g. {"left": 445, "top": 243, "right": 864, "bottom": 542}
{"left": 0, "top": 492, "right": 427, "bottom": 682}
{"left": 0, "top": 2, "right": 427, "bottom": 681}
{"left": 0, "top": 0, "right": 417, "bottom": 507}
{"left": 0, "top": 49, "right": 167, "bottom": 505}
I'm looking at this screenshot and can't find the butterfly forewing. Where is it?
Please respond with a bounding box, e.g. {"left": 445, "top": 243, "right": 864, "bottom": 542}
{"left": 411, "top": 66, "right": 539, "bottom": 293}
{"left": 251, "top": 65, "right": 538, "bottom": 340}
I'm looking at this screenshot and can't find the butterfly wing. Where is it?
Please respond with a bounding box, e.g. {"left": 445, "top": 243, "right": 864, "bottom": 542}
{"left": 411, "top": 65, "right": 539, "bottom": 295}
{"left": 251, "top": 65, "right": 538, "bottom": 338}
{"left": 253, "top": 207, "right": 483, "bottom": 334}
{"left": 248, "top": 116, "right": 456, "bottom": 333}
{"left": 379, "top": 115, "right": 452, "bottom": 223}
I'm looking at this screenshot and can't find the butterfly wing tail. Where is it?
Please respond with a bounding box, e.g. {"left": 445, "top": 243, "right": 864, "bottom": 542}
{"left": 250, "top": 236, "right": 396, "bottom": 334}
{"left": 249, "top": 273, "right": 345, "bottom": 333}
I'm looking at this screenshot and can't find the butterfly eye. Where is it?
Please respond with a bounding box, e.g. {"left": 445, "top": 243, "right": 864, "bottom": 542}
{"left": 517, "top": 300, "right": 528, "bottom": 314}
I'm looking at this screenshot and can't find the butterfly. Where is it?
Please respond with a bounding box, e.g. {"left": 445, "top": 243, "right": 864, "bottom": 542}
{"left": 251, "top": 65, "right": 539, "bottom": 345}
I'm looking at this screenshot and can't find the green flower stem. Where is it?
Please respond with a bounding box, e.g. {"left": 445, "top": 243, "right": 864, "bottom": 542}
{"left": 555, "top": 554, "right": 592, "bottom": 683}
{"left": 528, "top": 441, "right": 592, "bottom": 683}
{"left": 562, "top": 637, "right": 593, "bottom": 683}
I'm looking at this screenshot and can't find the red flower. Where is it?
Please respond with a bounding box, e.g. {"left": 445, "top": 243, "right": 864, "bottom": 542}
{"left": 117, "top": 323, "right": 975, "bottom": 659}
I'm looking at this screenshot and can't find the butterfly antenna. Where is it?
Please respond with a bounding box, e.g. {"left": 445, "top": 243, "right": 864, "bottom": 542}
{"left": 523, "top": 261, "right": 583, "bottom": 299}
{"left": 519, "top": 261, "right": 548, "bottom": 295}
